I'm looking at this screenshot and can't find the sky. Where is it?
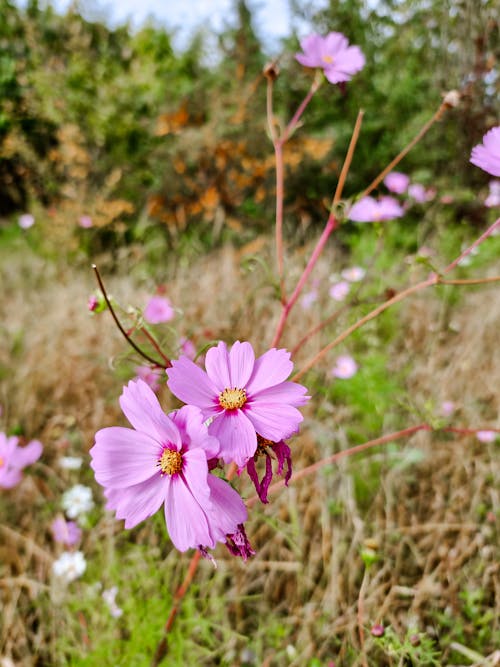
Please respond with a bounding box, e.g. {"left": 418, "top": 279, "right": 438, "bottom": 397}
{"left": 16, "top": 0, "right": 328, "bottom": 53}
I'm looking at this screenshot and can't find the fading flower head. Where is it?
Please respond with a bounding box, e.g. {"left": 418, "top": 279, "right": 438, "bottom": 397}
{"left": 348, "top": 196, "right": 404, "bottom": 222}
{"left": 0, "top": 434, "right": 43, "bottom": 489}
{"left": 51, "top": 517, "right": 82, "bottom": 546}
{"left": 384, "top": 171, "right": 409, "bottom": 194}
{"left": 295, "top": 32, "right": 365, "bottom": 84}
{"left": 144, "top": 296, "right": 174, "bottom": 324}
{"left": 90, "top": 380, "right": 248, "bottom": 553}
{"left": 61, "top": 484, "right": 94, "bottom": 519}
{"left": 331, "top": 354, "right": 358, "bottom": 379}
{"left": 470, "top": 126, "right": 500, "bottom": 177}
{"left": 166, "top": 341, "right": 309, "bottom": 467}
{"left": 52, "top": 551, "right": 86, "bottom": 582}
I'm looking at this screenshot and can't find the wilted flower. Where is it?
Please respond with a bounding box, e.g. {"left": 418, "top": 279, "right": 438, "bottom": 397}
{"left": 18, "top": 213, "right": 35, "bottom": 229}
{"left": 52, "top": 551, "right": 86, "bottom": 582}
{"left": 476, "top": 430, "right": 496, "bottom": 443}
{"left": 485, "top": 180, "right": 500, "bottom": 207}
{"left": 331, "top": 354, "right": 358, "bottom": 379}
{"left": 143, "top": 296, "right": 174, "bottom": 324}
{"left": 0, "top": 433, "right": 43, "bottom": 489}
{"left": 341, "top": 266, "right": 365, "bottom": 282}
{"left": 91, "top": 380, "right": 249, "bottom": 553}
{"left": 61, "top": 484, "right": 94, "bottom": 519}
{"left": 167, "top": 341, "right": 309, "bottom": 467}
{"left": 329, "top": 281, "right": 350, "bottom": 301}
{"left": 246, "top": 436, "right": 292, "bottom": 504}
{"left": 51, "top": 517, "right": 82, "bottom": 546}
{"left": 135, "top": 365, "right": 162, "bottom": 393}
{"left": 348, "top": 196, "right": 404, "bottom": 222}
{"left": 470, "top": 126, "right": 500, "bottom": 176}
{"left": 295, "top": 32, "right": 365, "bottom": 84}
{"left": 384, "top": 171, "right": 409, "bottom": 194}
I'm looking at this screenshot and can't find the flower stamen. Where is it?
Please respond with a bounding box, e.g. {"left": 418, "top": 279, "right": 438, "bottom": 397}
{"left": 219, "top": 387, "right": 247, "bottom": 410}
{"left": 322, "top": 54, "right": 334, "bottom": 64}
{"left": 158, "top": 448, "right": 182, "bottom": 476}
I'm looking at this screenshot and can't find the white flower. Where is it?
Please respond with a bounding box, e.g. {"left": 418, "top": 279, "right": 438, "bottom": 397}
{"left": 102, "top": 586, "right": 123, "bottom": 618}
{"left": 341, "top": 266, "right": 366, "bottom": 282}
{"left": 62, "top": 484, "right": 94, "bottom": 519}
{"left": 59, "top": 456, "right": 83, "bottom": 470}
{"left": 52, "top": 551, "right": 86, "bottom": 582}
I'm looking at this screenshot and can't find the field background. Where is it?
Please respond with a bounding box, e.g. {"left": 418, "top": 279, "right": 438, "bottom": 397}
{"left": 0, "top": 1, "right": 499, "bottom": 665}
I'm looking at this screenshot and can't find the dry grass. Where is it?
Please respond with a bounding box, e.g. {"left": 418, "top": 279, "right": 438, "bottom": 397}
{"left": 0, "top": 237, "right": 498, "bottom": 666}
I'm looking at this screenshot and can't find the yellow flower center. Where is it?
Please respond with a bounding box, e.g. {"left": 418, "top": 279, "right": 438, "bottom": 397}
{"left": 0, "top": 456, "right": 4, "bottom": 468}
{"left": 158, "top": 448, "right": 182, "bottom": 475}
{"left": 218, "top": 387, "right": 247, "bottom": 410}
{"left": 322, "top": 55, "right": 334, "bottom": 64}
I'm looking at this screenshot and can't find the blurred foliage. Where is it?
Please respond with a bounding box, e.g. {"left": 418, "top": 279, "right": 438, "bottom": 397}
{"left": 0, "top": 0, "right": 498, "bottom": 252}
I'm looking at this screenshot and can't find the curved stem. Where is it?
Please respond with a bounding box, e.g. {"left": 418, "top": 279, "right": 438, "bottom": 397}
{"left": 332, "top": 109, "right": 364, "bottom": 205}
{"left": 442, "top": 217, "right": 500, "bottom": 274}
{"left": 92, "top": 264, "right": 170, "bottom": 369}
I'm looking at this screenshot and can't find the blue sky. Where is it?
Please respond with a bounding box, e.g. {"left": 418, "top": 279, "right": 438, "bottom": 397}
{"left": 17, "top": 0, "right": 328, "bottom": 53}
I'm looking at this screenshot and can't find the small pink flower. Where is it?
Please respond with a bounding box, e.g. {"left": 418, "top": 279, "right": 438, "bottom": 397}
{"left": 408, "top": 183, "right": 430, "bottom": 203}
{"left": 179, "top": 337, "right": 197, "bottom": 360}
{"left": 485, "top": 180, "right": 500, "bottom": 208}
{"left": 371, "top": 624, "right": 385, "bottom": 637}
{"left": 78, "top": 215, "right": 93, "bottom": 228}
{"left": 18, "top": 213, "right": 35, "bottom": 229}
{"left": 135, "top": 365, "right": 162, "bottom": 393}
{"left": 440, "top": 194, "right": 454, "bottom": 204}
{"left": 331, "top": 354, "right": 358, "bottom": 379}
{"left": 470, "top": 126, "right": 500, "bottom": 177}
{"left": 301, "top": 289, "right": 318, "bottom": 310}
{"left": 144, "top": 296, "right": 174, "bottom": 324}
{"left": 88, "top": 295, "right": 99, "bottom": 312}
{"left": 51, "top": 517, "right": 82, "bottom": 546}
{"left": 295, "top": 32, "right": 365, "bottom": 84}
{"left": 329, "top": 281, "right": 350, "bottom": 301}
{"left": 384, "top": 171, "right": 409, "bottom": 194}
{"left": 341, "top": 266, "right": 365, "bottom": 282}
{"left": 167, "top": 341, "right": 309, "bottom": 467}
{"left": 90, "top": 380, "right": 248, "bottom": 553}
{"left": 348, "top": 196, "right": 404, "bottom": 222}
{"left": 0, "top": 433, "right": 43, "bottom": 489}
{"left": 476, "top": 430, "right": 496, "bottom": 443}
{"left": 441, "top": 401, "right": 455, "bottom": 417}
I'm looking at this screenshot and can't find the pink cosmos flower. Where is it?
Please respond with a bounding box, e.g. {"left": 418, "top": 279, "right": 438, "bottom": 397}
{"left": 476, "top": 430, "right": 496, "bottom": 443}
{"left": 341, "top": 266, "right": 365, "bottom": 282}
{"left": 166, "top": 341, "right": 309, "bottom": 467}
{"left": 329, "top": 281, "right": 350, "bottom": 301}
{"left": 144, "top": 296, "right": 174, "bottom": 324}
{"left": 0, "top": 433, "right": 43, "bottom": 489}
{"left": 51, "top": 517, "right": 82, "bottom": 546}
{"left": 348, "top": 196, "right": 404, "bottom": 222}
{"left": 384, "top": 171, "right": 409, "bottom": 194}
{"left": 135, "top": 365, "right": 162, "bottom": 393}
{"left": 485, "top": 180, "right": 500, "bottom": 207}
{"left": 331, "top": 354, "right": 358, "bottom": 379}
{"left": 78, "top": 215, "right": 93, "bottom": 228}
{"left": 408, "top": 183, "right": 430, "bottom": 203}
{"left": 18, "top": 213, "right": 35, "bottom": 229}
{"left": 470, "top": 126, "right": 500, "bottom": 176}
{"left": 90, "top": 379, "right": 248, "bottom": 552}
{"left": 179, "top": 337, "right": 197, "bottom": 360}
{"left": 295, "top": 32, "right": 365, "bottom": 84}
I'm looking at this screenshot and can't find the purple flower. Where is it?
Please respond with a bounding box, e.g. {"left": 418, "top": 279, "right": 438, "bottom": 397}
{"left": 0, "top": 433, "right": 43, "bottom": 489}
{"left": 329, "top": 281, "right": 350, "bottom": 301}
{"left": 18, "top": 213, "right": 35, "bottom": 229}
{"left": 383, "top": 171, "right": 409, "bottom": 194}
{"left": 90, "top": 380, "right": 248, "bottom": 553}
{"left": 166, "top": 341, "right": 309, "bottom": 467}
{"left": 144, "top": 296, "right": 174, "bottom": 324}
{"left": 331, "top": 354, "right": 358, "bottom": 379}
{"left": 78, "top": 215, "right": 93, "bottom": 228}
{"left": 348, "top": 196, "right": 404, "bottom": 222}
{"left": 51, "top": 517, "right": 82, "bottom": 546}
{"left": 470, "top": 127, "right": 500, "bottom": 177}
{"left": 295, "top": 32, "right": 365, "bottom": 84}
{"left": 476, "top": 430, "right": 496, "bottom": 443}
{"left": 485, "top": 180, "right": 500, "bottom": 208}
{"left": 246, "top": 436, "right": 292, "bottom": 504}
{"left": 135, "top": 365, "right": 162, "bottom": 393}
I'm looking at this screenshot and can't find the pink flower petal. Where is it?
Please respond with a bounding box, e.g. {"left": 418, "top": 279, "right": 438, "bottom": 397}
{"left": 167, "top": 356, "right": 219, "bottom": 409}
{"left": 229, "top": 341, "right": 255, "bottom": 387}
{"left": 9, "top": 439, "right": 43, "bottom": 469}
{"left": 245, "top": 402, "right": 304, "bottom": 441}
{"left": 0, "top": 468, "right": 22, "bottom": 488}
{"left": 205, "top": 341, "right": 231, "bottom": 390}
{"left": 119, "top": 380, "right": 181, "bottom": 446}
{"left": 164, "top": 476, "right": 214, "bottom": 551}
{"left": 90, "top": 427, "right": 160, "bottom": 487}
{"left": 182, "top": 447, "right": 212, "bottom": 508}
{"left": 170, "top": 405, "right": 220, "bottom": 459}
{"left": 107, "top": 475, "right": 167, "bottom": 529}
{"left": 250, "top": 381, "right": 309, "bottom": 407}
{"left": 209, "top": 411, "right": 257, "bottom": 467}
{"left": 246, "top": 348, "right": 293, "bottom": 394}
{"left": 205, "top": 475, "right": 247, "bottom": 540}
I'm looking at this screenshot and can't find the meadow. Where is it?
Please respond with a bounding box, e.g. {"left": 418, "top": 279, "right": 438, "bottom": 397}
{"left": 0, "top": 1, "right": 499, "bottom": 666}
